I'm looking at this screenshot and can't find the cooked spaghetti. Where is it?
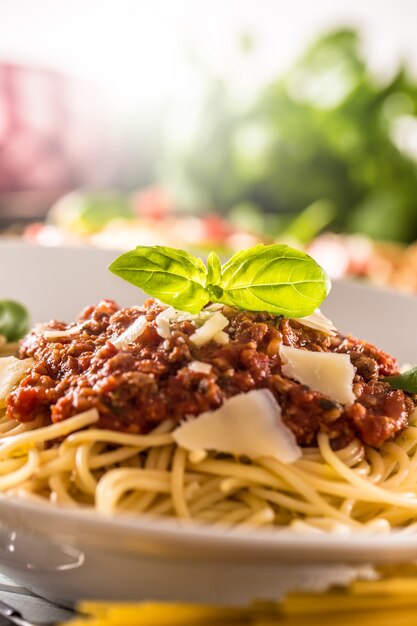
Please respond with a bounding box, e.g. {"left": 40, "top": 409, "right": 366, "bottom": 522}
{"left": 0, "top": 300, "right": 416, "bottom": 532}
{"left": 2, "top": 407, "right": 417, "bottom": 531}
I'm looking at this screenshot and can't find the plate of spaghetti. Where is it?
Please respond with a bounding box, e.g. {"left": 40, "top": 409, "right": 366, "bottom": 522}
{"left": 1, "top": 240, "right": 417, "bottom": 606}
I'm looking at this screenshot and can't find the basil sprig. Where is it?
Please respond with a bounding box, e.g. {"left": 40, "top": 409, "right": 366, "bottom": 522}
{"left": 383, "top": 367, "right": 417, "bottom": 394}
{"left": 109, "top": 243, "right": 331, "bottom": 316}
{"left": 0, "top": 300, "right": 29, "bottom": 342}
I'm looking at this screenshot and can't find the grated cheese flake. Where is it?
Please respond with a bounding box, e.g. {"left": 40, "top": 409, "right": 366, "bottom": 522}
{"left": 0, "top": 356, "right": 34, "bottom": 405}
{"left": 213, "top": 330, "right": 229, "bottom": 345}
{"left": 155, "top": 307, "right": 176, "bottom": 339}
{"left": 173, "top": 389, "right": 301, "bottom": 463}
{"left": 188, "top": 361, "right": 212, "bottom": 374}
{"left": 189, "top": 312, "right": 229, "bottom": 347}
{"left": 42, "top": 324, "right": 84, "bottom": 339}
{"left": 280, "top": 344, "right": 356, "bottom": 405}
{"left": 112, "top": 315, "right": 148, "bottom": 348}
{"left": 293, "top": 309, "right": 337, "bottom": 336}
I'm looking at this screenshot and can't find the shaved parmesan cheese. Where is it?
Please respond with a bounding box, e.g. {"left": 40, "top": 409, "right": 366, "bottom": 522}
{"left": 280, "top": 344, "right": 356, "bottom": 405}
{"left": 155, "top": 307, "right": 175, "bottom": 339}
{"left": 189, "top": 450, "right": 207, "bottom": 463}
{"left": 155, "top": 306, "right": 205, "bottom": 339}
{"left": 173, "top": 389, "right": 301, "bottom": 463}
{"left": 214, "top": 330, "right": 229, "bottom": 345}
{"left": 190, "top": 312, "right": 229, "bottom": 347}
{"left": 42, "top": 324, "right": 84, "bottom": 339}
{"left": 112, "top": 315, "right": 147, "bottom": 348}
{"left": 293, "top": 309, "right": 337, "bottom": 336}
{"left": 0, "top": 356, "right": 33, "bottom": 405}
{"left": 205, "top": 303, "right": 224, "bottom": 312}
{"left": 153, "top": 305, "right": 229, "bottom": 343}
{"left": 188, "top": 361, "right": 212, "bottom": 374}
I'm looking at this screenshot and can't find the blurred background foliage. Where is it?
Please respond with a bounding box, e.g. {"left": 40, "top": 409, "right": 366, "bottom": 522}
{"left": 4, "top": 15, "right": 417, "bottom": 250}
{"left": 163, "top": 29, "right": 417, "bottom": 243}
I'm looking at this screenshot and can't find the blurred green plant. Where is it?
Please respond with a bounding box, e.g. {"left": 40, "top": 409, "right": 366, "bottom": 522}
{"left": 48, "top": 191, "right": 133, "bottom": 235}
{"left": 167, "top": 29, "right": 417, "bottom": 243}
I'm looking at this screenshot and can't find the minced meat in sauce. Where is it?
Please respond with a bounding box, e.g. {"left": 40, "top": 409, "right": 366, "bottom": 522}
{"left": 6, "top": 299, "right": 415, "bottom": 449}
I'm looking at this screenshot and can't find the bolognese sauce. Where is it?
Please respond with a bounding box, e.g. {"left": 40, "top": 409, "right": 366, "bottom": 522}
{"left": 6, "top": 299, "right": 414, "bottom": 449}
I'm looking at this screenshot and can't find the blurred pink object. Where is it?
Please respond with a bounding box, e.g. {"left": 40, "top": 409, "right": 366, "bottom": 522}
{"left": 0, "top": 63, "right": 118, "bottom": 221}
{"left": 132, "top": 186, "right": 173, "bottom": 221}
{"left": 201, "top": 214, "right": 233, "bottom": 242}
{"left": 307, "top": 233, "right": 373, "bottom": 279}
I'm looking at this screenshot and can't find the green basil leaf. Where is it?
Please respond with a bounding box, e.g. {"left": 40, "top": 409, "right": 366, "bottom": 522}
{"left": 219, "top": 243, "right": 330, "bottom": 316}
{"left": 206, "top": 252, "right": 222, "bottom": 287}
{"left": 109, "top": 243, "right": 331, "bottom": 317}
{"left": 0, "top": 300, "right": 29, "bottom": 342}
{"left": 383, "top": 367, "right": 417, "bottom": 393}
{"left": 109, "top": 246, "right": 210, "bottom": 314}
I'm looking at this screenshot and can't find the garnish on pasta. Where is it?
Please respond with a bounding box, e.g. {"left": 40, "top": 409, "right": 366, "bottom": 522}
{"left": 0, "top": 245, "right": 414, "bottom": 533}
{"left": 108, "top": 243, "right": 331, "bottom": 317}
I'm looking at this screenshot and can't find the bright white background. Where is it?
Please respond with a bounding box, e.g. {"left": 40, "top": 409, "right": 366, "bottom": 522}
{"left": 1, "top": 0, "right": 417, "bottom": 116}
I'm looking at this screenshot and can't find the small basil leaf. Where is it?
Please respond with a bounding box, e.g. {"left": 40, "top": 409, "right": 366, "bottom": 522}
{"left": 219, "top": 243, "right": 330, "bottom": 317}
{"left": 383, "top": 367, "right": 417, "bottom": 393}
{"left": 109, "top": 246, "right": 210, "bottom": 314}
{"left": 0, "top": 300, "right": 30, "bottom": 341}
{"left": 206, "top": 252, "right": 222, "bottom": 287}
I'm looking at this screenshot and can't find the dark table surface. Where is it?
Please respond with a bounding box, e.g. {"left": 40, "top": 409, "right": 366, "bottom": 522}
{"left": 0, "top": 573, "right": 73, "bottom": 625}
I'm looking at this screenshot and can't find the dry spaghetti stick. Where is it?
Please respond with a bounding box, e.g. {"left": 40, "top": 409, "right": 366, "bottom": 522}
{"left": 351, "top": 578, "right": 417, "bottom": 596}
{"left": 280, "top": 593, "right": 417, "bottom": 616}
{"left": 77, "top": 601, "right": 250, "bottom": 626}
{"left": 257, "top": 611, "right": 417, "bottom": 626}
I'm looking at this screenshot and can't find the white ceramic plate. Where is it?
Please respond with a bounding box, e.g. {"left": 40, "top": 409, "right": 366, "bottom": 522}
{"left": 1, "top": 240, "right": 417, "bottom": 606}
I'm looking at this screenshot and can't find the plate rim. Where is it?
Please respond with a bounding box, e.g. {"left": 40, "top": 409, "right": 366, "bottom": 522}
{"left": 2, "top": 493, "right": 417, "bottom": 564}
